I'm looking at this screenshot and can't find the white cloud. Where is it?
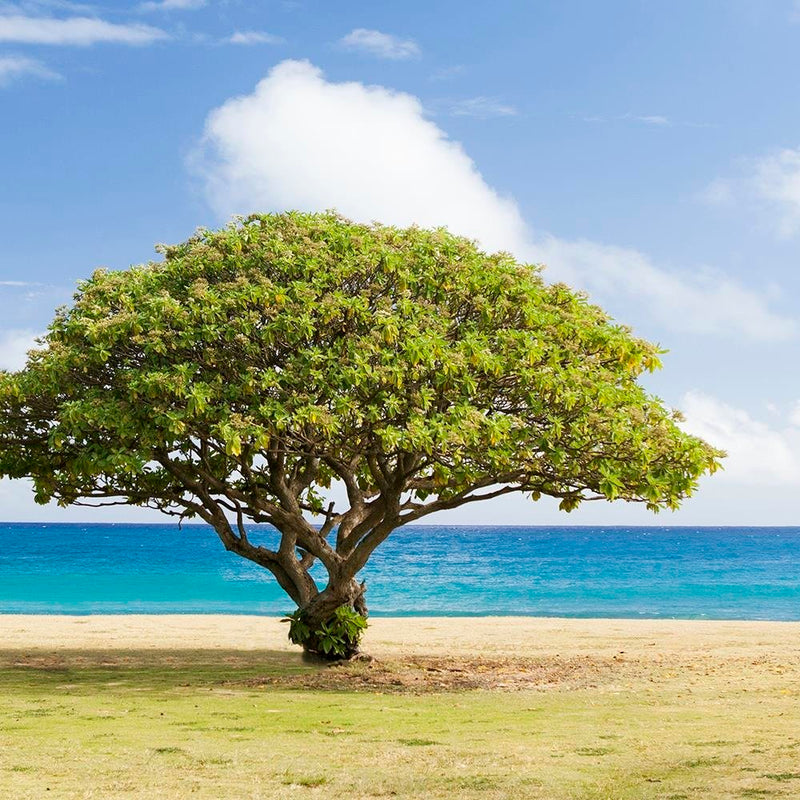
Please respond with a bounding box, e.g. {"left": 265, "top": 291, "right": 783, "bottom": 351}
{"left": 750, "top": 147, "right": 800, "bottom": 238}
{"left": 699, "top": 177, "right": 734, "bottom": 207}
{"left": 680, "top": 391, "right": 800, "bottom": 485}
{"left": 790, "top": 401, "right": 800, "bottom": 428}
{"left": 0, "top": 1, "right": 95, "bottom": 12}
{"left": 703, "top": 146, "right": 800, "bottom": 238}
{"left": 226, "top": 30, "right": 284, "bottom": 46}
{"left": 0, "top": 14, "right": 168, "bottom": 45}
{"left": 138, "top": 0, "right": 205, "bottom": 11}
{"left": 191, "top": 60, "right": 796, "bottom": 342}
{"left": 622, "top": 112, "right": 670, "bottom": 126}
{"left": 192, "top": 60, "right": 527, "bottom": 253}
{"left": 534, "top": 237, "right": 797, "bottom": 341}
{"left": 0, "top": 54, "right": 60, "bottom": 85}
{"left": 429, "top": 64, "right": 465, "bottom": 81}
{"left": 584, "top": 113, "right": 711, "bottom": 128}
{"left": 338, "top": 28, "right": 420, "bottom": 60}
{"left": 0, "top": 329, "right": 39, "bottom": 371}
{"left": 448, "top": 96, "right": 517, "bottom": 119}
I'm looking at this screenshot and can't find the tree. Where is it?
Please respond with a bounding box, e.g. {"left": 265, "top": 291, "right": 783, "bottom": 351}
{"left": 0, "top": 212, "right": 721, "bottom": 658}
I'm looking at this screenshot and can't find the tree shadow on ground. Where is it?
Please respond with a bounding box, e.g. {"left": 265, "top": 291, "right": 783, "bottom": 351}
{"left": 0, "top": 648, "right": 624, "bottom": 693}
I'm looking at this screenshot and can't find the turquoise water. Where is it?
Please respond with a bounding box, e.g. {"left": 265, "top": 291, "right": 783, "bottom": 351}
{"left": 1, "top": 523, "right": 799, "bottom": 619}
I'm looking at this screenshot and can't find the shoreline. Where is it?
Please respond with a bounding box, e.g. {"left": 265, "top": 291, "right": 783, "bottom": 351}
{"left": 3, "top": 614, "right": 800, "bottom": 659}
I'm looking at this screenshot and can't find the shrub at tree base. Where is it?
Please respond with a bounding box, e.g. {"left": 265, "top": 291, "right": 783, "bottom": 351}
{"left": 284, "top": 605, "right": 369, "bottom": 660}
{"left": 0, "top": 212, "right": 722, "bottom": 658}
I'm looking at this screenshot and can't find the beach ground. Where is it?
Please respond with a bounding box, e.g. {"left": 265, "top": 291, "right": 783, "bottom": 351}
{"left": 1, "top": 616, "right": 799, "bottom": 799}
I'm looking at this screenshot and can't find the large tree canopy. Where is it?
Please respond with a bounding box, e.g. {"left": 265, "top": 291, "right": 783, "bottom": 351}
{"left": 0, "top": 212, "right": 721, "bottom": 656}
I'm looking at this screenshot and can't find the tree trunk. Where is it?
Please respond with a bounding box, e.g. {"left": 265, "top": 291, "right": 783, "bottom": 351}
{"left": 297, "top": 577, "right": 368, "bottom": 660}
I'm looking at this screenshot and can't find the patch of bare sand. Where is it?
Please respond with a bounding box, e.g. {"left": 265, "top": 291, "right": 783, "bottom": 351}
{"left": 241, "top": 654, "right": 621, "bottom": 692}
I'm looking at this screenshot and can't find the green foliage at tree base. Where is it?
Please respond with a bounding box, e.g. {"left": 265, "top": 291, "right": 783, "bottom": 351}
{"left": 283, "top": 605, "right": 368, "bottom": 660}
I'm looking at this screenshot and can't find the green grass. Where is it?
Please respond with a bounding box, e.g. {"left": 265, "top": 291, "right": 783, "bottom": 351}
{"left": 1, "top": 647, "right": 799, "bottom": 799}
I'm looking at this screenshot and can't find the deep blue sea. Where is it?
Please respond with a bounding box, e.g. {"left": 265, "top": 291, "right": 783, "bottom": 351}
{"left": 1, "top": 523, "right": 799, "bottom": 619}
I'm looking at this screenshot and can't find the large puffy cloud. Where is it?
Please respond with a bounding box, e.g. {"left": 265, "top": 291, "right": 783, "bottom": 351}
{"left": 680, "top": 392, "right": 800, "bottom": 486}
{"left": 193, "top": 60, "right": 528, "bottom": 254}
{"left": 192, "top": 60, "right": 795, "bottom": 343}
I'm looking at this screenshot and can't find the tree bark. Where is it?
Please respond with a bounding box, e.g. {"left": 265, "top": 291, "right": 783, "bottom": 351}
{"left": 296, "top": 576, "right": 368, "bottom": 660}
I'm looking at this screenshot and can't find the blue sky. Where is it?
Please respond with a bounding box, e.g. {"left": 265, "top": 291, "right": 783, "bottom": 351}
{"left": 1, "top": 0, "right": 799, "bottom": 524}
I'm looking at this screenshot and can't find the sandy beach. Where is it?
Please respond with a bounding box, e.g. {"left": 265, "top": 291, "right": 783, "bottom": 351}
{"left": 3, "top": 613, "right": 800, "bottom": 660}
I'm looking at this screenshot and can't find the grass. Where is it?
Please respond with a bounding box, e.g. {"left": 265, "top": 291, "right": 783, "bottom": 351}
{"left": 1, "top": 646, "right": 799, "bottom": 799}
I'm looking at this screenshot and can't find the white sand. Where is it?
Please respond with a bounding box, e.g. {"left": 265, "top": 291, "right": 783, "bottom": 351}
{"left": 2, "top": 615, "right": 799, "bottom": 661}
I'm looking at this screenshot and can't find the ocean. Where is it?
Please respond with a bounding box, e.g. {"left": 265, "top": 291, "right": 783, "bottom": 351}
{"left": 1, "top": 523, "right": 799, "bottom": 619}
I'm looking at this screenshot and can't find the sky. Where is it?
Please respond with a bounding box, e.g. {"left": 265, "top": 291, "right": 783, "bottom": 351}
{"left": 0, "top": 0, "right": 799, "bottom": 525}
